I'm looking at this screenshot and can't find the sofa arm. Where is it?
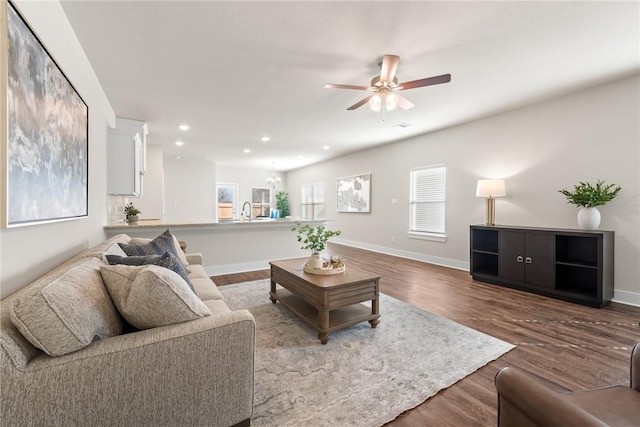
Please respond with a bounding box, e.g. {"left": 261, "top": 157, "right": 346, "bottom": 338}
{"left": 495, "top": 367, "right": 607, "bottom": 427}
{"left": 2, "top": 310, "right": 255, "bottom": 427}
{"left": 186, "top": 252, "right": 203, "bottom": 265}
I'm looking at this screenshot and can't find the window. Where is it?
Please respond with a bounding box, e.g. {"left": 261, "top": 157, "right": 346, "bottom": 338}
{"left": 252, "top": 187, "right": 272, "bottom": 218}
{"left": 301, "top": 182, "right": 325, "bottom": 219}
{"left": 216, "top": 183, "right": 238, "bottom": 221}
{"left": 409, "top": 165, "right": 446, "bottom": 242}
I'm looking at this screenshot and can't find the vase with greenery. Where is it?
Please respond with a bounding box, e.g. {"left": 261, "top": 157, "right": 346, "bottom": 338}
{"left": 293, "top": 224, "right": 341, "bottom": 269}
{"left": 276, "top": 191, "right": 290, "bottom": 218}
{"left": 124, "top": 202, "right": 141, "bottom": 224}
{"left": 559, "top": 179, "right": 621, "bottom": 230}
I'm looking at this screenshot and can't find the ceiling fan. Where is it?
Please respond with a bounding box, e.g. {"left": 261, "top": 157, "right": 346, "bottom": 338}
{"left": 325, "top": 54, "right": 451, "bottom": 117}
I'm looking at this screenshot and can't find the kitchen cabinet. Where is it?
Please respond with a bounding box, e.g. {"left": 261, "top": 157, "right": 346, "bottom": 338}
{"left": 108, "top": 118, "right": 148, "bottom": 196}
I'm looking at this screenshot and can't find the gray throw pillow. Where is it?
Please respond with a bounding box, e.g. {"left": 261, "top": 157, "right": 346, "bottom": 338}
{"left": 99, "top": 264, "right": 211, "bottom": 330}
{"left": 10, "top": 258, "right": 123, "bottom": 356}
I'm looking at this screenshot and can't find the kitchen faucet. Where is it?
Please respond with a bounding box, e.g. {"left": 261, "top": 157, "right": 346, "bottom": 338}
{"left": 241, "top": 201, "right": 252, "bottom": 221}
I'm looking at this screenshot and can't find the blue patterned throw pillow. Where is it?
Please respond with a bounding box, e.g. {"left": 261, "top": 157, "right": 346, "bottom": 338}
{"left": 119, "top": 229, "right": 184, "bottom": 265}
{"left": 105, "top": 255, "right": 163, "bottom": 266}
{"left": 107, "top": 252, "right": 194, "bottom": 291}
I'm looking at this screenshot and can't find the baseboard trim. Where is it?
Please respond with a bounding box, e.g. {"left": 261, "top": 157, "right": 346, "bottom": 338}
{"left": 612, "top": 289, "right": 640, "bottom": 307}
{"left": 205, "top": 260, "right": 270, "bottom": 276}
{"left": 331, "top": 238, "right": 640, "bottom": 308}
{"left": 204, "top": 240, "right": 640, "bottom": 308}
{"left": 330, "top": 238, "right": 469, "bottom": 271}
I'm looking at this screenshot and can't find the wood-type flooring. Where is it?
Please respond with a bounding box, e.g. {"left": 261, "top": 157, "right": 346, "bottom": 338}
{"left": 211, "top": 243, "right": 640, "bottom": 426}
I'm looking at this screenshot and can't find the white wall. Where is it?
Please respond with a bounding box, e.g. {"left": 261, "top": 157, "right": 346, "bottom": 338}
{"left": 163, "top": 158, "right": 216, "bottom": 222}
{"left": 287, "top": 74, "right": 640, "bottom": 305}
{"left": 0, "top": 1, "right": 115, "bottom": 298}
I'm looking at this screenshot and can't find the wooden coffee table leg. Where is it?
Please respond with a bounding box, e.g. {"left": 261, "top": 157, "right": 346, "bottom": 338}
{"left": 269, "top": 278, "right": 277, "bottom": 303}
{"left": 318, "top": 332, "right": 329, "bottom": 345}
{"left": 369, "top": 291, "right": 380, "bottom": 328}
{"left": 318, "top": 306, "right": 330, "bottom": 344}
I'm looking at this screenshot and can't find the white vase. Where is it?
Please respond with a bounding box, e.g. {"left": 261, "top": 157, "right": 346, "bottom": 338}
{"left": 577, "top": 207, "right": 601, "bottom": 230}
{"left": 307, "top": 253, "right": 324, "bottom": 269}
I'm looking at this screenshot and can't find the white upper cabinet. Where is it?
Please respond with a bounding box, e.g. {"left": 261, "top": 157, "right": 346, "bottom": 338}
{"left": 108, "top": 118, "right": 148, "bottom": 196}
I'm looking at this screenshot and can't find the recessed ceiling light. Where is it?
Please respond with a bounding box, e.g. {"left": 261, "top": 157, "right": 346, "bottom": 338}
{"left": 261, "top": 136, "right": 270, "bottom": 142}
{"left": 175, "top": 141, "right": 184, "bottom": 146}
{"left": 179, "top": 124, "right": 189, "bottom": 131}
{"left": 322, "top": 145, "right": 330, "bottom": 150}
{"left": 244, "top": 149, "right": 251, "bottom": 154}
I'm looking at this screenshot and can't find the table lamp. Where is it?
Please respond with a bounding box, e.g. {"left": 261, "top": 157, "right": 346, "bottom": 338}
{"left": 476, "top": 179, "right": 506, "bottom": 226}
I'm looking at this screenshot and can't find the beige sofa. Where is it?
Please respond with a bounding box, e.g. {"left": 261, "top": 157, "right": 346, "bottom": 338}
{"left": 0, "top": 234, "right": 255, "bottom": 427}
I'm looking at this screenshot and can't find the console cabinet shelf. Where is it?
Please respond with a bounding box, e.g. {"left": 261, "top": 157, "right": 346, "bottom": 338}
{"left": 470, "top": 225, "right": 614, "bottom": 308}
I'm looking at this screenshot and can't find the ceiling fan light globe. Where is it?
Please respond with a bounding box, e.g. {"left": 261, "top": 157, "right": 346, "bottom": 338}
{"left": 369, "top": 94, "right": 382, "bottom": 112}
{"left": 386, "top": 93, "right": 399, "bottom": 111}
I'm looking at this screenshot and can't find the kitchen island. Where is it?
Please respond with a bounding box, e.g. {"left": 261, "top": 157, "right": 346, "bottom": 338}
{"left": 104, "top": 219, "right": 328, "bottom": 275}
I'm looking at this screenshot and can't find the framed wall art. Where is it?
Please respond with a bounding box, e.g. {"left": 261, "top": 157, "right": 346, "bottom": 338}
{"left": 336, "top": 173, "right": 371, "bottom": 213}
{"left": 2, "top": 1, "right": 88, "bottom": 227}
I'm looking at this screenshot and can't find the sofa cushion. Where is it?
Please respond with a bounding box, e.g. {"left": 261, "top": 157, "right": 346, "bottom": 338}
{"left": 191, "top": 276, "right": 224, "bottom": 301}
{"left": 99, "top": 264, "right": 211, "bottom": 330}
{"left": 9, "top": 258, "right": 123, "bottom": 357}
{"left": 121, "top": 229, "right": 189, "bottom": 267}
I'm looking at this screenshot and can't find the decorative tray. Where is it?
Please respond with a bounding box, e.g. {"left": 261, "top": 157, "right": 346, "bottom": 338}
{"left": 303, "top": 263, "right": 346, "bottom": 275}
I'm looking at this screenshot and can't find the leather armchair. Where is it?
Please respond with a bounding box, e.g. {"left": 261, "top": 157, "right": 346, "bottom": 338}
{"left": 495, "top": 343, "right": 639, "bottom": 427}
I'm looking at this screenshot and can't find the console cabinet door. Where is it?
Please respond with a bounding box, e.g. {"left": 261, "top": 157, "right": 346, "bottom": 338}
{"left": 524, "top": 233, "right": 554, "bottom": 288}
{"left": 498, "top": 231, "right": 525, "bottom": 282}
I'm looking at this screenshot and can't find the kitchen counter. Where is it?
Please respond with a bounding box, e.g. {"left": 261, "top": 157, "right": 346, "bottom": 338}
{"left": 103, "top": 218, "right": 331, "bottom": 276}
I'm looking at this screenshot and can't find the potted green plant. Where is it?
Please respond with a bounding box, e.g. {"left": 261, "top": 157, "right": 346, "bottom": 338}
{"left": 293, "top": 224, "right": 341, "bottom": 269}
{"left": 124, "top": 202, "right": 141, "bottom": 224}
{"left": 276, "top": 191, "right": 290, "bottom": 218}
{"left": 559, "top": 179, "right": 621, "bottom": 230}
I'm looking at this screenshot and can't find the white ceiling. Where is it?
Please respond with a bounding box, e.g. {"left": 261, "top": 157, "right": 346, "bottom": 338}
{"left": 59, "top": 1, "right": 639, "bottom": 172}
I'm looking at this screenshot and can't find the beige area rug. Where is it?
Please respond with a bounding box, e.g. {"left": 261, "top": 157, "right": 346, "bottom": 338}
{"left": 220, "top": 280, "right": 515, "bottom": 427}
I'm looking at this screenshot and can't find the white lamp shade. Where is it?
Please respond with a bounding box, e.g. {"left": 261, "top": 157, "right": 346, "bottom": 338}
{"left": 476, "top": 179, "right": 506, "bottom": 197}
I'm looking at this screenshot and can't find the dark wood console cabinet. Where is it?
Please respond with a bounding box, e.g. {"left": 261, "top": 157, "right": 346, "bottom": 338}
{"left": 470, "top": 225, "right": 614, "bottom": 307}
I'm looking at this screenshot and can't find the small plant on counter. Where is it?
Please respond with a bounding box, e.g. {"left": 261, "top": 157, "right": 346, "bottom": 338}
{"left": 124, "top": 202, "right": 141, "bottom": 220}
{"left": 292, "top": 223, "right": 341, "bottom": 254}
{"left": 559, "top": 179, "right": 621, "bottom": 208}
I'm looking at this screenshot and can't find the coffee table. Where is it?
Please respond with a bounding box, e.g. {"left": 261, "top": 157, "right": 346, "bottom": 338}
{"left": 269, "top": 258, "right": 381, "bottom": 344}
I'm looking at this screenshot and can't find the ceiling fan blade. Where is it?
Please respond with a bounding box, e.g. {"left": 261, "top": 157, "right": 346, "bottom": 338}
{"left": 395, "top": 94, "right": 415, "bottom": 110}
{"left": 324, "top": 83, "right": 369, "bottom": 91}
{"left": 379, "top": 54, "right": 400, "bottom": 83}
{"left": 399, "top": 74, "right": 451, "bottom": 90}
{"left": 347, "top": 96, "right": 372, "bottom": 110}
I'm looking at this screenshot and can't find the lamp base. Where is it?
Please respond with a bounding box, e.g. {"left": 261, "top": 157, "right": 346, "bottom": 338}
{"left": 485, "top": 196, "right": 496, "bottom": 226}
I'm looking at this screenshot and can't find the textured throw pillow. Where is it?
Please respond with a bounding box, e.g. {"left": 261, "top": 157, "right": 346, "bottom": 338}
{"left": 105, "top": 254, "right": 163, "bottom": 266}
{"left": 99, "top": 264, "right": 211, "bottom": 330}
{"left": 9, "top": 258, "right": 123, "bottom": 357}
{"left": 106, "top": 252, "right": 193, "bottom": 290}
{"left": 120, "top": 229, "right": 189, "bottom": 267}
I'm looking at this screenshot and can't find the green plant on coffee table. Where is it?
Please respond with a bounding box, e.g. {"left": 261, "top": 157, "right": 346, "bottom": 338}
{"left": 559, "top": 179, "right": 621, "bottom": 208}
{"left": 293, "top": 224, "right": 341, "bottom": 254}
{"left": 124, "top": 202, "right": 141, "bottom": 217}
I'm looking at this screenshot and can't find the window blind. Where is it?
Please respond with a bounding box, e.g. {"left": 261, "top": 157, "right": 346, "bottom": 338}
{"left": 410, "top": 165, "right": 446, "bottom": 235}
